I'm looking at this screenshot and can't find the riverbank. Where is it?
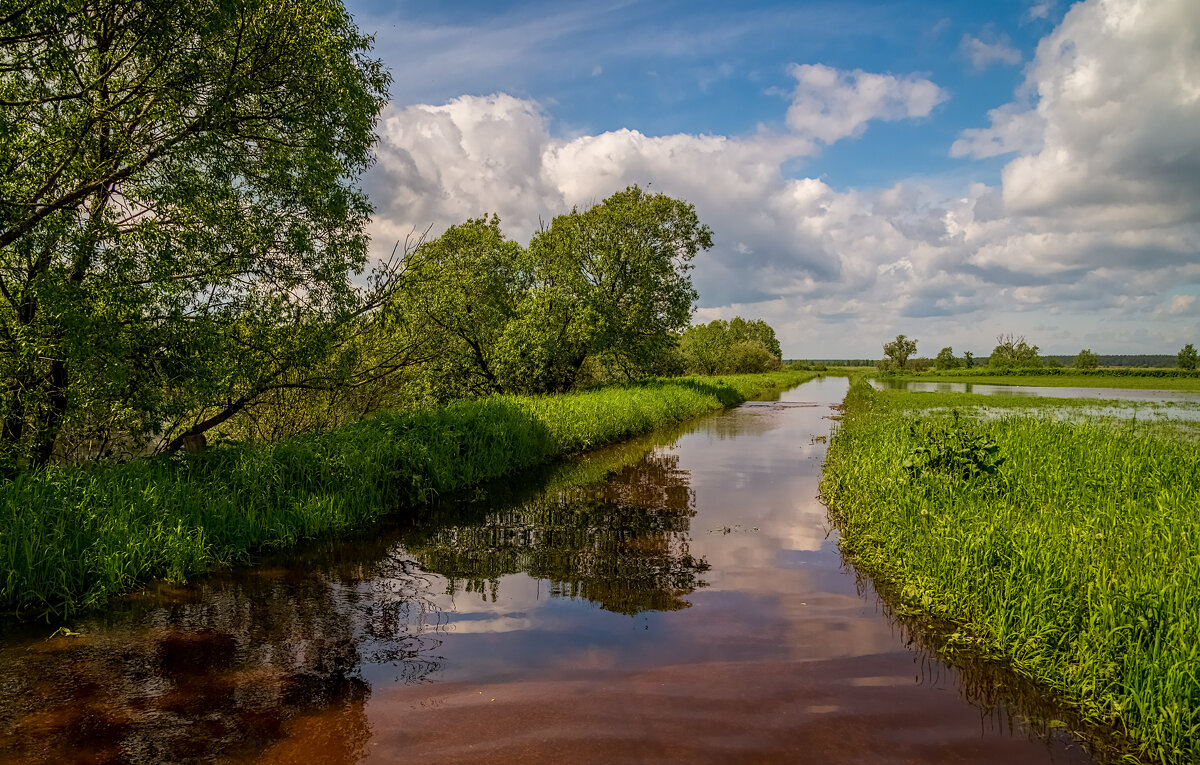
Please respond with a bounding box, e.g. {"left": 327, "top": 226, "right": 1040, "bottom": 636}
{"left": 820, "top": 377, "right": 1200, "bottom": 764}
{"left": 1, "top": 371, "right": 813, "bottom": 619}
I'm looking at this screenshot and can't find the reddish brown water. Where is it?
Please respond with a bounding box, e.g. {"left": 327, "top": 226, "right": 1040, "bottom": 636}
{"left": 0, "top": 377, "right": 1103, "bottom": 764}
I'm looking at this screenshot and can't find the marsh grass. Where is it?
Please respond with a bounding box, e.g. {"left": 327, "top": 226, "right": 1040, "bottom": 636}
{"left": 821, "top": 377, "right": 1200, "bottom": 763}
{"left": 1, "top": 371, "right": 812, "bottom": 619}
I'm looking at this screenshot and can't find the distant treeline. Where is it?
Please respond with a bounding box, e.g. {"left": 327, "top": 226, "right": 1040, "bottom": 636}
{"left": 798, "top": 355, "right": 1181, "bottom": 368}
{"left": 922, "top": 366, "right": 1200, "bottom": 379}
{"left": 791, "top": 359, "right": 876, "bottom": 367}
{"left": 1038, "top": 354, "right": 1179, "bottom": 368}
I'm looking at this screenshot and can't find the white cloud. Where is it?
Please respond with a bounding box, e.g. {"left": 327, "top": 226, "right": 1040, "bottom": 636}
{"left": 364, "top": 3, "right": 1200, "bottom": 355}
{"left": 990, "top": 0, "right": 1200, "bottom": 225}
{"left": 1026, "top": 2, "right": 1055, "bottom": 21}
{"left": 1165, "top": 294, "right": 1196, "bottom": 316}
{"left": 951, "top": 104, "right": 1045, "bottom": 158}
{"left": 960, "top": 33, "right": 1023, "bottom": 70}
{"left": 784, "top": 64, "right": 947, "bottom": 144}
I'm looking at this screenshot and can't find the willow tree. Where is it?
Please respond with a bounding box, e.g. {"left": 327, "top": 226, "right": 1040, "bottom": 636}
{"left": 0, "top": 0, "right": 389, "bottom": 466}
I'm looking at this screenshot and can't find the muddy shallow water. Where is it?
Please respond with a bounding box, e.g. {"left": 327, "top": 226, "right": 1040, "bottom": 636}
{"left": 0, "top": 377, "right": 1102, "bottom": 764}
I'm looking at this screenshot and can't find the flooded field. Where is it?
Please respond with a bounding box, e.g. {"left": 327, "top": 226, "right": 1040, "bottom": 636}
{"left": 871, "top": 378, "right": 1200, "bottom": 421}
{"left": 0, "top": 377, "right": 1101, "bottom": 764}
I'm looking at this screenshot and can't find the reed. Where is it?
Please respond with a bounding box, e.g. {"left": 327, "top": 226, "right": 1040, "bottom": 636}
{"left": 821, "top": 377, "right": 1200, "bottom": 763}
{"left": 0, "top": 371, "right": 812, "bottom": 619}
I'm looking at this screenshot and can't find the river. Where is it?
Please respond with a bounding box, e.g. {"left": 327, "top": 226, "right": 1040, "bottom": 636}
{"left": 0, "top": 377, "right": 1100, "bottom": 763}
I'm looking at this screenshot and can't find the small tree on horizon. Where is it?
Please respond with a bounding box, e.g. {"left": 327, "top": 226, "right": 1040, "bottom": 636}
{"left": 1073, "top": 349, "right": 1100, "bottom": 369}
{"left": 990, "top": 334, "right": 1042, "bottom": 368}
{"left": 883, "top": 334, "right": 918, "bottom": 370}
{"left": 962, "top": 351, "right": 975, "bottom": 368}
{"left": 934, "top": 347, "right": 958, "bottom": 370}
{"left": 1180, "top": 343, "right": 1199, "bottom": 371}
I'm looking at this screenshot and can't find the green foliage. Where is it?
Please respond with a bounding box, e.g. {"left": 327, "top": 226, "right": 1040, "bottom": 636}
{"left": 522, "top": 185, "right": 711, "bottom": 389}
{"left": 388, "top": 216, "right": 523, "bottom": 399}
{"left": 823, "top": 379, "right": 1200, "bottom": 763}
{"left": 900, "top": 411, "right": 1004, "bottom": 481}
{"left": 989, "top": 333, "right": 1042, "bottom": 368}
{"left": 1073, "top": 348, "right": 1099, "bottom": 369}
{"left": 882, "top": 334, "right": 918, "bottom": 370}
{"left": 678, "top": 317, "right": 783, "bottom": 374}
{"left": 0, "top": 371, "right": 813, "bottom": 617}
{"left": 724, "top": 340, "right": 781, "bottom": 373}
{"left": 0, "top": 0, "right": 391, "bottom": 466}
{"left": 934, "top": 346, "right": 959, "bottom": 370}
{"left": 1178, "top": 343, "right": 1198, "bottom": 371}
{"left": 962, "top": 351, "right": 975, "bottom": 368}
{"left": 389, "top": 186, "right": 712, "bottom": 398}
{"left": 907, "top": 356, "right": 934, "bottom": 372}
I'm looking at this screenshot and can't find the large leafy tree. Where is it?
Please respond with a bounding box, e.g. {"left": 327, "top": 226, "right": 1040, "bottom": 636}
{"left": 0, "top": 0, "right": 389, "bottom": 466}
{"left": 398, "top": 187, "right": 712, "bottom": 397}
{"left": 678, "top": 321, "right": 732, "bottom": 375}
{"left": 679, "top": 317, "right": 783, "bottom": 375}
{"left": 390, "top": 216, "right": 525, "bottom": 400}
{"left": 882, "top": 334, "right": 917, "bottom": 370}
{"left": 934, "top": 346, "right": 958, "bottom": 370}
{"left": 989, "top": 334, "right": 1042, "bottom": 368}
{"left": 516, "top": 186, "right": 712, "bottom": 390}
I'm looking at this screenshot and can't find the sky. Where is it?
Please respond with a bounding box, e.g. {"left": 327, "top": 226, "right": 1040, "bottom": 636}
{"left": 342, "top": 0, "right": 1200, "bottom": 358}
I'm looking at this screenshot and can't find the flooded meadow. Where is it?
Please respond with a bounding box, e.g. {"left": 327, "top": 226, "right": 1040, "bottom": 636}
{"left": 0, "top": 378, "right": 1103, "bottom": 764}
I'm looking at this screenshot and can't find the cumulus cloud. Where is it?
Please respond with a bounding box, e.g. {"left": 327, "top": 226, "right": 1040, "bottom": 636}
{"left": 960, "top": 33, "right": 1023, "bottom": 70}
{"left": 985, "top": 0, "right": 1200, "bottom": 226}
{"left": 784, "top": 64, "right": 947, "bottom": 144}
{"left": 1025, "top": 2, "right": 1055, "bottom": 22}
{"left": 951, "top": 104, "right": 1045, "bottom": 158}
{"left": 365, "top": 1, "right": 1200, "bottom": 355}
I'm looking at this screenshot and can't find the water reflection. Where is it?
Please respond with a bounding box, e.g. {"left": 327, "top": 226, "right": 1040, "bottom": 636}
{"left": 404, "top": 450, "right": 709, "bottom": 616}
{"left": 0, "top": 378, "right": 1110, "bottom": 764}
{"left": 872, "top": 378, "right": 1200, "bottom": 402}
{"left": 870, "top": 378, "right": 1200, "bottom": 422}
{"left": 0, "top": 575, "right": 376, "bottom": 763}
{"left": 0, "top": 423, "right": 704, "bottom": 762}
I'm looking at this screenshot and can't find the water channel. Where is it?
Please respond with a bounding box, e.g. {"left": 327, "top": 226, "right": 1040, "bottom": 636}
{"left": 0, "top": 377, "right": 1102, "bottom": 763}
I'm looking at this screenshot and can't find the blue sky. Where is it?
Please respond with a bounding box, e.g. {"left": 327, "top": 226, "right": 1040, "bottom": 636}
{"left": 343, "top": 0, "right": 1200, "bottom": 358}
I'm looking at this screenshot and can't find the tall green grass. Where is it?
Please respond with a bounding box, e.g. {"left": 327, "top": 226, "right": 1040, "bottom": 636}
{"left": 821, "top": 377, "right": 1200, "bottom": 763}
{"left": 0, "top": 371, "right": 812, "bottom": 619}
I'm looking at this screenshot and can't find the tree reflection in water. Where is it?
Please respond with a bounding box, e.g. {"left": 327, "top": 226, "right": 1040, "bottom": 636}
{"left": 0, "top": 428, "right": 709, "bottom": 762}
{"left": 404, "top": 449, "right": 710, "bottom": 616}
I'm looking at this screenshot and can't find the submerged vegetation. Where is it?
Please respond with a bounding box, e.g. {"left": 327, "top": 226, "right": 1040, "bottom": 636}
{"left": 0, "top": 371, "right": 811, "bottom": 619}
{"left": 822, "top": 377, "right": 1200, "bottom": 763}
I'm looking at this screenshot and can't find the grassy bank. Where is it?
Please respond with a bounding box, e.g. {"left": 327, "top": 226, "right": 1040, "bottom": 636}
{"left": 1, "top": 371, "right": 813, "bottom": 619}
{"left": 821, "top": 378, "right": 1200, "bottom": 763}
{"left": 894, "top": 367, "right": 1200, "bottom": 390}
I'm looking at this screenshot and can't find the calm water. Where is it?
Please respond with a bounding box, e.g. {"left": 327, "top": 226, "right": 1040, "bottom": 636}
{"left": 871, "top": 379, "right": 1200, "bottom": 421}
{"left": 0, "top": 377, "right": 1103, "bottom": 764}
{"left": 870, "top": 378, "right": 1200, "bottom": 402}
